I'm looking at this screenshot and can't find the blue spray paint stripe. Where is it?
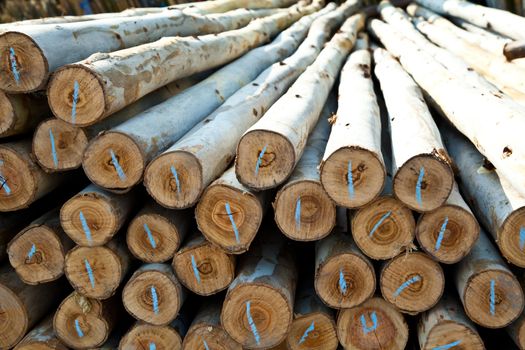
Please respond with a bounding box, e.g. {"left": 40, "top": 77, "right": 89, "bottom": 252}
{"left": 151, "top": 286, "right": 159, "bottom": 314}
{"left": 347, "top": 160, "right": 355, "bottom": 199}
{"left": 74, "top": 319, "right": 84, "bottom": 338}
{"left": 225, "top": 202, "right": 240, "bottom": 243}
{"left": 71, "top": 81, "right": 79, "bottom": 123}
{"left": 27, "top": 244, "right": 36, "bottom": 260}
{"left": 0, "top": 175, "right": 11, "bottom": 195}
{"left": 434, "top": 216, "right": 449, "bottom": 252}
{"left": 246, "top": 301, "right": 261, "bottom": 345}
{"left": 109, "top": 149, "right": 127, "bottom": 181}
{"left": 432, "top": 340, "right": 462, "bottom": 350}
{"left": 84, "top": 259, "right": 95, "bottom": 289}
{"left": 191, "top": 254, "right": 201, "bottom": 284}
{"left": 360, "top": 312, "right": 378, "bottom": 334}
{"left": 393, "top": 275, "right": 421, "bottom": 297}
{"left": 339, "top": 269, "right": 348, "bottom": 295}
{"left": 254, "top": 145, "right": 268, "bottom": 176}
{"left": 149, "top": 343, "right": 156, "bottom": 350}
{"left": 202, "top": 339, "right": 210, "bottom": 350}
{"left": 369, "top": 211, "right": 391, "bottom": 238}
{"left": 79, "top": 211, "right": 93, "bottom": 244}
{"left": 490, "top": 279, "right": 496, "bottom": 316}
{"left": 416, "top": 166, "right": 425, "bottom": 207}
{"left": 143, "top": 223, "right": 157, "bottom": 249}
{"left": 295, "top": 197, "right": 301, "bottom": 231}
{"left": 9, "top": 48, "right": 20, "bottom": 84}
{"left": 520, "top": 226, "right": 525, "bottom": 250}
{"left": 298, "top": 321, "right": 315, "bottom": 344}
{"left": 49, "top": 128, "right": 59, "bottom": 168}
{"left": 170, "top": 165, "right": 181, "bottom": 195}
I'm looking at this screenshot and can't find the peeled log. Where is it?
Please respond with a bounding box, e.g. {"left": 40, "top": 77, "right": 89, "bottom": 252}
{"left": 275, "top": 96, "right": 336, "bottom": 241}
{"left": 60, "top": 184, "right": 139, "bottom": 246}
{"left": 320, "top": 40, "right": 385, "bottom": 209}
{"left": 7, "top": 208, "right": 75, "bottom": 284}
{"left": 182, "top": 0, "right": 298, "bottom": 15}
{"left": 418, "top": 294, "right": 485, "bottom": 350}
{"left": 127, "top": 200, "right": 190, "bottom": 263}
{"left": 236, "top": 13, "right": 365, "bottom": 190}
{"left": 48, "top": 5, "right": 320, "bottom": 126}
{"left": 454, "top": 229, "right": 524, "bottom": 328}
{"left": 0, "top": 91, "right": 49, "bottom": 138}
{"left": 337, "top": 297, "right": 409, "bottom": 350}
{"left": 14, "top": 315, "right": 67, "bottom": 350}
{"left": 196, "top": 166, "right": 269, "bottom": 254}
{"left": 81, "top": 5, "right": 327, "bottom": 194}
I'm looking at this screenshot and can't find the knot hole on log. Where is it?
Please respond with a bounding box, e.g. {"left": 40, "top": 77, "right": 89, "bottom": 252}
{"left": 25, "top": 250, "right": 44, "bottom": 265}
{"left": 347, "top": 162, "right": 367, "bottom": 185}
{"left": 256, "top": 149, "right": 276, "bottom": 169}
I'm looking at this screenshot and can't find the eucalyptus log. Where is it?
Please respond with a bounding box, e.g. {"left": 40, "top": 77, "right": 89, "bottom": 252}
{"left": 507, "top": 291, "right": 525, "bottom": 348}
{"left": 504, "top": 40, "right": 525, "bottom": 60}
{"left": 221, "top": 232, "right": 297, "bottom": 348}
{"left": 118, "top": 321, "right": 186, "bottom": 350}
{"left": 418, "top": 294, "right": 485, "bottom": 350}
{"left": 60, "top": 184, "right": 139, "bottom": 246}
{"left": 181, "top": 0, "right": 298, "bottom": 14}
{"left": 380, "top": 252, "right": 444, "bottom": 314}
{"left": 80, "top": 4, "right": 330, "bottom": 194}
{"left": 236, "top": 13, "right": 365, "bottom": 190}
{"left": 14, "top": 315, "right": 67, "bottom": 350}
{"left": 172, "top": 231, "right": 236, "bottom": 296}
{"left": 315, "top": 230, "right": 376, "bottom": 309}
{"left": 122, "top": 263, "right": 185, "bottom": 326}
{"left": 0, "top": 91, "right": 49, "bottom": 138}
{"left": 337, "top": 297, "right": 409, "bottom": 350}
{"left": 64, "top": 238, "right": 132, "bottom": 300}
{"left": 127, "top": 200, "right": 190, "bottom": 263}
{"left": 7, "top": 208, "right": 74, "bottom": 284}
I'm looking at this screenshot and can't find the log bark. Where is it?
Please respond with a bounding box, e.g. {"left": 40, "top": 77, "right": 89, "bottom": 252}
{"left": 504, "top": 40, "right": 525, "bottom": 60}
{"left": 122, "top": 263, "right": 185, "bottom": 326}
{"left": 14, "top": 314, "right": 67, "bottom": 350}
{"left": 7, "top": 207, "right": 75, "bottom": 284}
{"left": 196, "top": 166, "right": 269, "bottom": 254}
{"left": 127, "top": 200, "right": 190, "bottom": 263}
{"left": 80, "top": 3, "right": 329, "bottom": 194}
{"left": 0, "top": 265, "right": 65, "bottom": 349}
{"left": 320, "top": 39, "right": 386, "bottom": 209}
{"left": 416, "top": 182, "right": 479, "bottom": 264}
{"left": 60, "top": 184, "right": 139, "bottom": 246}
{"left": 172, "top": 231, "right": 236, "bottom": 296}
{"left": 336, "top": 297, "right": 409, "bottom": 350}
{"left": 414, "top": 0, "right": 525, "bottom": 40}
{"left": 64, "top": 238, "right": 132, "bottom": 300}
{"left": 236, "top": 13, "right": 365, "bottom": 190}
{"left": 221, "top": 231, "right": 297, "bottom": 348}
{"left": 54, "top": 291, "right": 120, "bottom": 349}
{"left": 0, "top": 7, "right": 284, "bottom": 93}
{"left": 380, "top": 252, "right": 444, "bottom": 314}
{"left": 143, "top": 2, "right": 341, "bottom": 209}
{"left": 275, "top": 96, "right": 336, "bottom": 241}
{"left": 182, "top": 297, "right": 242, "bottom": 350}
{"left": 314, "top": 229, "right": 375, "bottom": 309}
{"left": 0, "top": 91, "right": 49, "bottom": 138}
{"left": 48, "top": 4, "right": 321, "bottom": 126}
{"left": 454, "top": 229, "right": 524, "bottom": 328}
{"left": 440, "top": 119, "right": 525, "bottom": 268}
{"left": 369, "top": 18, "right": 525, "bottom": 199}
{"left": 0, "top": 139, "right": 66, "bottom": 212}
{"left": 418, "top": 294, "right": 485, "bottom": 350}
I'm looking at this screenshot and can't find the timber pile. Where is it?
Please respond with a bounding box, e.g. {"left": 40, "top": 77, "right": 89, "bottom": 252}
{"left": 3, "top": 0, "right": 525, "bottom": 349}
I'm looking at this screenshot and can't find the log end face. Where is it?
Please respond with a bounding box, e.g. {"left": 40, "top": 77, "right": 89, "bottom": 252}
{"left": 320, "top": 147, "right": 385, "bottom": 209}
{"left": 183, "top": 323, "right": 242, "bottom": 350}
{"left": 286, "top": 313, "right": 338, "bottom": 350}
{"left": 499, "top": 206, "right": 525, "bottom": 268}
{"left": 0, "top": 145, "right": 37, "bottom": 212}
{"left": 422, "top": 322, "right": 484, "bottom": 350}
{"left": 48, "top": 66, "right": 105, "bottom": 126}
{"left": 119, "top": 323, "right": 182, "bottom": 350}
{"left": 0, "top": 91, "right": 15, "bottom": 136}
{"left": 0, "top": 283, "right": 28, "bottom": 349}
{"left": 0, "top": 32, "right": 47, "bottom": 93}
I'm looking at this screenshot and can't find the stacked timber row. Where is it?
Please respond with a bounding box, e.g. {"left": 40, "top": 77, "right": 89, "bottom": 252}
{"left": 2, "top": 0, "right": 525, "bottom": 349}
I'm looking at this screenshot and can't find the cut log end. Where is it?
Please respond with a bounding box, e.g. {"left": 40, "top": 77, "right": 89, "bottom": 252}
{"left": 183, "top": 322, "right": 241, "bottom": 350}
{"left": 421, "top": 322, "right": 484, "bottom": 350}
{"left": 144, "top": 151, "right": 203, "bottom": 209}
{"left": 196, "top": 183, "right": 263, "bottom": 254}
{"left": 0, "top": 284, "right": 28, "bottom": 348}
{"left": 236, "top": 130, "right": 295, "bottom": 190}
{"left": 7, "top": 225, "right": 66, "bottom": 284}
{"left": 119, "top": 323, "right": 183, "bottom": 350}
{"left": 336, "top": 297, "right": 409, "bottom": 350}
{"left": 393, "top": 155, "right": 454, "bottom": 212}
{"left": 315, "top": 252, "right": 375, "bottom": 309}
{"left": 0, "top": 145, "right": 37, "bottom": 211}
{"left": 82, "top": 132, "right": 144, "bottom": 191}
{"left": 417, "top": 204, "right": 479, "bottom": 264}
{"left": 286, "top": 312, "right": 338, "bottom": 350}
{"left": 321, "top": 147, "right": 386, "bottom": 208}
{"left": 33, "top": 119, "right": 88, "bottom": 172}
{"left": 48, "top": 66, "right": 105, "bottom": 126}
{"left": 222, "top": 284, "right": 292, "bottom": 348}
{"left": 0, "top": 91, "right": 15, "bottom": 135}
{"left": 463, "top": 270, "right": 524, "bottom": 328}
{"left": 381, "top": 252, "right": 444, "bottom": 314}
{"left": 500, "top": 206, "right": 525, "bottom": 267}
{"left": 352, "top": 196, "right": 416, "bottom": 260}
{"left": 0, "top": 32, "right": 47, "bottom": 92}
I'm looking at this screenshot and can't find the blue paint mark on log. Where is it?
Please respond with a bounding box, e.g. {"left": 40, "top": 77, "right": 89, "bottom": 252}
{"left": 170, "top": 165, "right": 181, "bottom": 195}
{"left": 416, "top": 166, "right": 425, "bottom": 207}
{"left": 143, "top": 223, "right": 156, "bottom": 249}
{"left": 49, "top": 128, "right": 59, "bottom": 168}
{"left": 149, "top": 343, "right": 156, "bottom": 350}
{"left": 0, "top": 161, "right": 11, "bottom": 195}
{"left": 433, "top": 340, "right": 462, "bottom": 350}
{"left": 434, "top": 216, "right": 449, "bottom": 251}
{"left": 520, "top": 226, "right": 525, "bottom": 250}
{"left": 246, "top": 301, "right": 261, "bottom": 345}
{"left": 202, "top": 339, "right": 210, "bottom": 350}
{"left": 191, "top": 254, "right": 201, "bottom": 284}
{"left": 339, "top": 269, "right": 348, "bottom": 295}
{"left": 71, "top": 81, "right": 79, "bottom": 123}
{"left": 109, "top": 149, "right": 127, "bottom": 181}
{"left": 27, "top": 244, "right": 36, "bottom": 260}
{"left": 490, "top": 279, "right": 496, "bottom": 316}
{"left": 84, "top": 259, "right": 95, "bottom": 289}
{"left": 347, "top": 160, "right": 355, "bottom": 199}
{"left": 74, "top": 319, "right": 84, "bottom": 338}
{"left": 79, "top": 211, "right": 92, "bottom": 244}
{"left": 225, "top": 202, "right": 240, "bottom": 243}
{"left": 360, "top": 312, "right": 378, "bottom": 334}
{"left": 295, "top": 197, "right": 301, "bottom": 231}
{"left": 151, "top": 286, "right": 159, "bottom": 314}
{"left": 369, "top": 211, "right": 391, "bottom": 237}
{"left": 298, "top": 321, "right": 315, "bottom": 344}
{"left": 393, "top": 275, "right": 421, "bottom": 297}
{"left": 254, "top": 145, "right": 268, "bottom": 176}
{"left": 9, "top": 48, "right": 20, "bottom": 84}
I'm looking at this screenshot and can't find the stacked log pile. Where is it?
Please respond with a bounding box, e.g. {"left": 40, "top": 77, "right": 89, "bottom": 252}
{"left": 3, "top": 0, "right": 525, "bottom": 349}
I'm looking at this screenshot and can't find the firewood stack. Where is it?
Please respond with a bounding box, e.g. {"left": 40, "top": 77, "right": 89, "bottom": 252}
{"left": 2, "top": 0, "right": 525, "bottom": 348}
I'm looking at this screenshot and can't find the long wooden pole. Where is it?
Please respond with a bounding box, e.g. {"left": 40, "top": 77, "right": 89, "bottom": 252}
{"left": 13, "top": 315, "right": 67, "bottom": 350}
